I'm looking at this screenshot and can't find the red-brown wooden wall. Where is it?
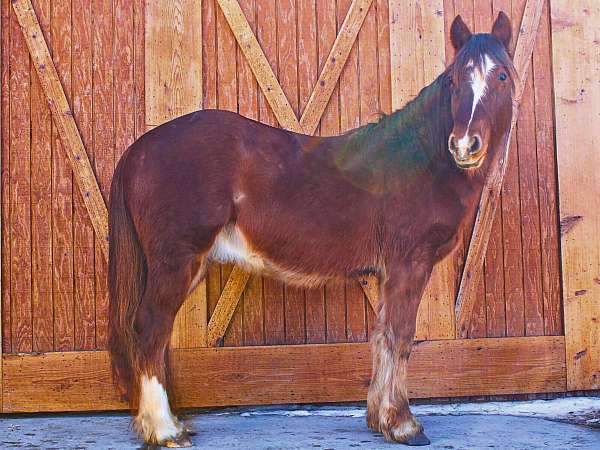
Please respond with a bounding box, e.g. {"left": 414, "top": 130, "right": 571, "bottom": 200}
{"left": 1, "top": 0, "right": 561, "bottom": 353}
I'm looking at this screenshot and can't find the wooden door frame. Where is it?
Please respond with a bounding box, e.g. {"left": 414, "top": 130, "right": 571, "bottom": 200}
{"left": 0, "top": 0, "right": 596, "bottom": 413}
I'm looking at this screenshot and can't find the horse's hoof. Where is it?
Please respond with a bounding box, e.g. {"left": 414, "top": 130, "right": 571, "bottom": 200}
{"left": 183, "top": 425, "right": 197, "bottom": 437}
{"left": 404, "top": 431, "right": 430, "bottom": 446}
{"left": 163, "top": 432, "right": 193, "bottom": 448}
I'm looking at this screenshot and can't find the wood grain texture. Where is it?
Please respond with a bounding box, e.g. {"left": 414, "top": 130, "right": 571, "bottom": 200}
{"left": 1, "top": 0, "right": 10, "bottom": 358}
{"left": 337, "top": 0, "right": 365, "bottom": 344}
{"left": 420, "top": 0, "right": 455, "bottom": 340}
{"left": 533, "top": 0, "right": 561, "bottom": 336}
{"left": 466, "top": 0, "right": 491, "bottom": 340}
{"left": 51, "top": 0, "right": 75, "bottom": 352}
{"left": 29, "top": 0, "right": 53, "bottom": 352}
{"left": 72, "top": 0, "right": 96, "bottom": 350}
{"left": 91, "top": 0, "right": 114, "bottom": 349}
{"left": 255, "top": 0, "right": 285, "bottom": 346}
{"left": 145, "top": 0, "right": 202, "bottom": 126}
{"left": 297, "top": 0, "right": 324, "bottom": 345}
{"left": 211, "top": 0, "right": 376, "bottom": 342}
{"left": 455, "top": 0, "right": 546, "bottom": 335}
{"left": 9, "top": 1, "right": 32, "bottom": 353}
{"left": 2, "top": 336, "right": 566, "bottom": 412}
{"left": 0, "top": 0, "right": 4, "bottom": 408}
{"left": 207, "top": 265, "right": 248, "bottom": 347}
{"left": 515, "top": 27, "right": 544, "bottom": 337}
{"left": 216, "top": 0, "right": 300, "bottom": 131}
{"left": 10, "top": 0, "right": 108, "bottom": 257}
{"left": 551, "top": 0, "right": 600, "bottom": 390}
{"left": 299, "top": 0, "right": 373, "bottom": 135}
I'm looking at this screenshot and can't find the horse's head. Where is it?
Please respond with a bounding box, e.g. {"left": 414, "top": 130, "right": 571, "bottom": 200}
{"left": 447, "top": 13, "right": 516, "bottom": 170}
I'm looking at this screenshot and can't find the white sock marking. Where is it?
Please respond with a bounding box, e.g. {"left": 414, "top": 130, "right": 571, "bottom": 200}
{"left": 137, "top": 375, "right": 181, "bottom": 442}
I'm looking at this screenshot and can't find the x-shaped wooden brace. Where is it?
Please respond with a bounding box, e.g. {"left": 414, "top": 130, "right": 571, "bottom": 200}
{"left": 207, "top": 0, "right": 378, "bottom": 346}
{"left": 10, "top": 0, "right": 545, "bottom": 349}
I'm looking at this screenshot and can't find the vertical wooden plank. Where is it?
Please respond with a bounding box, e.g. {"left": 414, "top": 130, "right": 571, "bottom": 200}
{"left": 485, "top": 212, "right": 506, "bottom": 337}
{"left": 354, "top": 0, "right": 380, "bottom": 341}
{"left": 1, "top": 0, "right": 10, "bottom": 355}
{"left": 390, "top": 0, "right": 430, "bottom": 339}
{"left": 9, "top": 3, "right": 32, "bottom": 353}
{"left": 551, "top": 0, "right": 600, "bottom": 390}
{"left": 512, "top": 0, "right": 544, "bottom": 337}
{"left": 132, "top": 2, "right": 195, "bottom": 346}
{"left": 277, "top": 0, "right": 305, "bottom": 345}
{"left": 389, "top": 0, "right": 419, "bottom": 108}
{"left": 317, "top": 0, "right": 345, "bottom": 343}
{"left": 134, "top": 0, "right": 146, "bottom": 139}
{"left": 298, "top": 0, "right": 325, "bottom": 344}
{"left": 419, "top": 0, "right": 455, "bottom": 340}
{"left": 72, "top": 0, "right": 96, "bottom": 351}
{"left": 483, "top": 0, "right": 508, "bottom": 340}
{"left": 305, "top": 289, "right": 326, "bottom": 343}
{"left": 203, "top": 1, "right": 221, "bottom": 337}
{"left": 145, "top": 0, "right": 204, "bottom": 347}
{"left": 337, "top": 0, "right": 366, "bottom": 344}
{"left": 203, "top": 0, "right": 218, "bottom": 112}
{"left": 452, "top": 0, "right": 481, "bottom": 339}
{"left": 237, "top": 0, "right": 264, "bottom": 347}
{"left": 216, "top": 2, "right": 242, "bottom": 346}
{"left": 145, "top": 0, "right": 203, "bottom": 126}
{"left": 462, "top": 0, "right": 488, "bottom": 339}
{"left": 0, "top": 2, "right": 6, "bottom": 406}
{"left": 30, "top": 0, "right": 53, "bottom": 352}
{"left": 51, "top": 0, "right": 74, "bottom": 351}
{"left": 501, "top": 0, "right": 526, "bottom": 338}
{"left": 442, "top": 0, "right": 454, "bottom": 65}
{"left": 92, "top": 0, "right": 114, "bottom": 349}
{"left": 366, "top": 0, "right": 391, "bottom": 337}
{"left": 256, "top": 0, "right": 285, "bottom": 345}
{"left": 533, "top": 0, "right": 561, "bottom": 336}
{"left": 376, "top": 0, "right": 392, "bottom": 115}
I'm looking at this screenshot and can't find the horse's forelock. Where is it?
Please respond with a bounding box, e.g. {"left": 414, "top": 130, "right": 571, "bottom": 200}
{"left": 452, "top": 34, "right": 516, "bottom": 87}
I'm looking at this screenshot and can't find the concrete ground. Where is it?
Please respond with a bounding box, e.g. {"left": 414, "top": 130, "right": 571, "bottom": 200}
{"left": 1, "top": 398, "right": 599, "bottom": 449}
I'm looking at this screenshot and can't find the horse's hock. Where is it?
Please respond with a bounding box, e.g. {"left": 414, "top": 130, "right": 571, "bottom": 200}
{"left": 1, "top": 0, "right": 598, "bottom": 413}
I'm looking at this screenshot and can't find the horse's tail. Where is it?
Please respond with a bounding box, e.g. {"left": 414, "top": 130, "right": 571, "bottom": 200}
{"left": 108, "top": 151, "right": 146, "bottom": 405}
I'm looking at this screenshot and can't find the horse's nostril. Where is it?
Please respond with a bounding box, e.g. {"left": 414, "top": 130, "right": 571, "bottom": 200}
{"left": 449, "top": 135, "right": 458, "bottom": 151}
{"left": 470, "top": 135, "right": 481, "bottom": 154}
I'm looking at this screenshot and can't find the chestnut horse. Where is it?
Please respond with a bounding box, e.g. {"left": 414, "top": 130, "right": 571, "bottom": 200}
{"left": 108, "top": 13, "right": 515, "bottom": 447}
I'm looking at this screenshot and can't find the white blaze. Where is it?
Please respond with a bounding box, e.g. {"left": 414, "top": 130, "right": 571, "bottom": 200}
{"left": 457, "top": 54, "right": 496, "bottom": 149}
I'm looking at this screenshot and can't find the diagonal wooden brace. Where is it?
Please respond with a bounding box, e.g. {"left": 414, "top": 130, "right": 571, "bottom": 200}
{"left": 454, "top": 0, "right": 546, "bottom": 336}
{"left": 207, "top": 0, "right": 375, "bottom": 346}
{"left": 12, "top": 0, "right": 109, "bottom": 258}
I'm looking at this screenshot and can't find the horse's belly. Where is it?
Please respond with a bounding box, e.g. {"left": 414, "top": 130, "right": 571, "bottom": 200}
{"left": 208, "top": 225, "right": 330, "bottom": 287}
{"left": 209, "top": 225, "right": 266, "bottom": 271}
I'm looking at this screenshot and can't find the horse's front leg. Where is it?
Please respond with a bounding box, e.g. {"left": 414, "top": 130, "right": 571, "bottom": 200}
{"left": 367, "top": 258, "right": 432, "bottom": 445}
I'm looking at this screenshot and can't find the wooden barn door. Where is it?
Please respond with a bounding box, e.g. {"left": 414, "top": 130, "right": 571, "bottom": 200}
{"left": 1, "top": 0, "right": 598, "bottom": 413}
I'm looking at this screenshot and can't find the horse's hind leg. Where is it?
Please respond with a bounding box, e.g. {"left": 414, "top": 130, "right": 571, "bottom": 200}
{"left": 133, "top": 253, "right": 207, "bottom": 447}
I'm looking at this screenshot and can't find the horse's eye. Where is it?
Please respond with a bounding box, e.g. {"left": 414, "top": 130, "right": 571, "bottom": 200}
{"left": 498, "top": 72, "right": 507, "bottom": 81}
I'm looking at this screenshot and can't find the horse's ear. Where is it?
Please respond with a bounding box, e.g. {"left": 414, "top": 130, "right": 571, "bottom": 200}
{"left": 491, "top": 11, "right": 512, "bottom": 50}
{"left": 450, "top": 15, "right": 472, "bottom": 51}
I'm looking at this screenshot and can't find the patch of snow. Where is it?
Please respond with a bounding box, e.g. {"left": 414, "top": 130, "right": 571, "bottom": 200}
{"left": 237, "top": 397, "right": 600, "bottom": 423}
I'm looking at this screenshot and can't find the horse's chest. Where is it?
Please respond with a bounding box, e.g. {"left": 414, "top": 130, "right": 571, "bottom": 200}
{"left": 209, "top": 226, "right": 267, "bottom": 270}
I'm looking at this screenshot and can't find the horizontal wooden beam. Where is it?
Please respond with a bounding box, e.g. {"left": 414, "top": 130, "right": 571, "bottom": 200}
{"left": 2, "top": 336, "right": 565, "bottom": 412}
